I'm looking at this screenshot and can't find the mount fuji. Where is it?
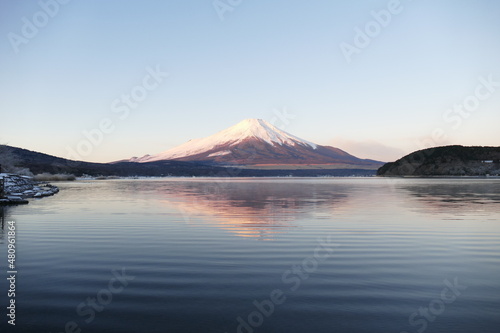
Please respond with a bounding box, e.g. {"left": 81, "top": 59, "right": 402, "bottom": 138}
{"left": 128, "top": 119, "right": 382, "bottom": 168}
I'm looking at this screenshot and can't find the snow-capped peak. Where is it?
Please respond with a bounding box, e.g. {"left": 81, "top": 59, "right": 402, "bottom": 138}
{"left": 136, "top": 118, "right": 317, "bottom": 162}
{"left": 220, "top": 119, "right": 316, "bottom": 148}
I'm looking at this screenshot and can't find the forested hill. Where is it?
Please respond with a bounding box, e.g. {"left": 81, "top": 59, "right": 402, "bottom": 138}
{"left": 377, "top": 146, "right": 500, "bottom": 176}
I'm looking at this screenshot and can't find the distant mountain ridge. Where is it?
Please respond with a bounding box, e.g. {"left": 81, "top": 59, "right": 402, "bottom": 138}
{"left": 128, "top": 119, "right": 382, "bottom": 168}
{"left": 0, "top": 145, "right": 378, "bottom": 177}
{"left": 377, "top": 145, "right": 500, "bottom": 176}
{"left": 0, "top": 145, "right": 230, "bottom": 177}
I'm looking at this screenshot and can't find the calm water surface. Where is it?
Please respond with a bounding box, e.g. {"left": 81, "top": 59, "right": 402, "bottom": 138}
{"left": 0, "top": 178, "right": 499, "bottom": 333}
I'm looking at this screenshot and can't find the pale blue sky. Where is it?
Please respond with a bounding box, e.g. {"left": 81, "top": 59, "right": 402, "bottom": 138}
{"left": 1, "top": 0, "right": 499, "bottom": 162}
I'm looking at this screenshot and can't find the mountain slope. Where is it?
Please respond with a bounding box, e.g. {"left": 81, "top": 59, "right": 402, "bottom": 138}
{"left": 132, "top": 119, "right": 382, "bottom": 167}
{"left": 377, "top": 145, "right": 500, "bottom": 176}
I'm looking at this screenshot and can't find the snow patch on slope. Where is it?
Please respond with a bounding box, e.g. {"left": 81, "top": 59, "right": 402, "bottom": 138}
{"left": 207, "top": 150, "right": 232, "bottom": 157}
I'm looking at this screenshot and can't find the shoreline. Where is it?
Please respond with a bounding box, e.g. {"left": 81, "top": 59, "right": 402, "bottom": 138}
{"left": 0, "top": 173, "right": 59, "bottom": 206}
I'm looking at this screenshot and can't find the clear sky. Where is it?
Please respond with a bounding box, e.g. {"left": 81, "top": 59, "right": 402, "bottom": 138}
{"left": 1, "top": 0, "right": 499, "bottom": 163}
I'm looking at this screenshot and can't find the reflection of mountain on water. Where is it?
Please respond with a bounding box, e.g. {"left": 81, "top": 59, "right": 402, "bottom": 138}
{"left": 155, "top": 179, "right": 350, "bottom": 239}
{"left": 400, "top": 180, "right": 500, "bottom": 217}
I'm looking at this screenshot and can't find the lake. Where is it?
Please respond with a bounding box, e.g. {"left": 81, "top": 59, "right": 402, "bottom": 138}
{"left": 1, "top": 178, "right": 499, "bottom": 333}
